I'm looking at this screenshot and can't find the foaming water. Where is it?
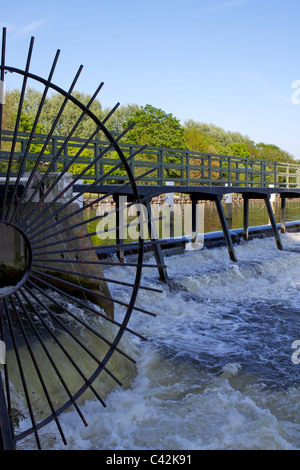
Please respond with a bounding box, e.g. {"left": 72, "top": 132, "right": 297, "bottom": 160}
{"left": 17, "top": 232, "right": 300, "bottom": 450}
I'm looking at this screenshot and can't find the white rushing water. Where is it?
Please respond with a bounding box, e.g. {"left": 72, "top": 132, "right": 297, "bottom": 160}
{"left": 17, "top": 231, "right": 300, "bottom": 450}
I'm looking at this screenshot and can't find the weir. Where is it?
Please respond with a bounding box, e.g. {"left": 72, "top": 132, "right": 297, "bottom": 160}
{"left": 2, "top": 155, "right": 300, "bottom": 451}
{"left": 1, "top": 25, "right": 300, "bottom": 450}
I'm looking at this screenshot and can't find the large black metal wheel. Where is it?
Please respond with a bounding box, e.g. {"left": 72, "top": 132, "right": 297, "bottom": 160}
{"left": 0, "top": 27, "right": 156, "bottom": 449}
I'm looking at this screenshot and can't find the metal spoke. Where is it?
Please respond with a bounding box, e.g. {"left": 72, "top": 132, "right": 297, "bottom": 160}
{"left": 31, "top": 262, "right": 162, "bottom": 294}
{"left": 30, "top": 269, "right": 155, "bottom": 323}
{"left": 14, "top": 290, "right": 88, "bottom": 427}
{"left": 27, "top": 276, "right": 146, "bottom": 349}
{"left": 1, "top": 36, "right": 34, "bottom": 221}
{"left": 16, "top": 83, "right": 105, "bottom": 227}
{"left": 0, "top": 298, "right": 15, "bottom": 443}
{"left": 12, "top": 64, "right": 83, "bottom": 227}
{"left": 30, "top": 214, "right": 161, "bottom": 250}
{"left": 6, "top": 47, "right": 61, "bottom": 223}
{"left": 27, "top": 164, "right": 152, "bottom": 240}
{"left": 3, "top": 297, "right": 41, "bottom": 449}
{"left": 22, "top": 124, "right": 139, "bottom": 234}
{"left": 0, "top": 27, "right": 160, "bottom": 449}
{"left": 19, "top": 287, "right": 122, "bottom": 390}
{"left": 28, "top": 183, "right": 161, "bottom": 249}
{"left": 19, "top": 287, "right": 107, "bottom": 410}
{"left": 30, "top": 257, "right": 167, "bottom": 269}
{"left": 9, "top": 294, "right": 67, "bottom": 445}
{"left": 31, "top": 237, "right": 161, "bottom": 256}
{"left": 0, "top": 28, "right": 6, "bottom": 155}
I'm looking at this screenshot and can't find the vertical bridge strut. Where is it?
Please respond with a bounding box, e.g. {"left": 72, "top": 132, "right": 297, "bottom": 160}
{"left": 93, "top": 185, "right": 299, "bottom": 279}
{"left": 191, "top": 194, "right": 237, "bottom": 262}
{"left": 242, "top": 190, "right": 284, "bottom": 250}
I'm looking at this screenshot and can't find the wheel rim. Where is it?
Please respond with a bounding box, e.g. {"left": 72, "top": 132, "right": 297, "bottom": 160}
{"left": 0, "top": 27, "right": 155, "bottom": 449}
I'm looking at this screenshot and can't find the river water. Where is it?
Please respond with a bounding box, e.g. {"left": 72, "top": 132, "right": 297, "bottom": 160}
{"left": 16, "top": 200, "right": 300, "bottom": 450}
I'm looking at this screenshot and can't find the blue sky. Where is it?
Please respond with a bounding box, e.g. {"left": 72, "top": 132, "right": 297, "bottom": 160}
{"left": 1, "top": 0, "right": 300, "bottom": 158}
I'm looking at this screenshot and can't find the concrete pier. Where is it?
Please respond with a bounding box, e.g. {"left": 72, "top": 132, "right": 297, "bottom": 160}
{"left": 0, "top": 222, "right": 29, "bottom": 292}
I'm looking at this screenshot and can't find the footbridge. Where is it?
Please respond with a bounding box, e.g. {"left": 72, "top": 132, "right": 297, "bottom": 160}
{"left": 2, "top": 129, "right": 300, "bottom": 279}
{"left": 73, "top": 182, "right": 300, "bottom": 277}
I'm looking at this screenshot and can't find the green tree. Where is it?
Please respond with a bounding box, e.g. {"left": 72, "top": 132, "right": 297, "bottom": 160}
{"left": 16, "top": 112, "right": 44, "bottom": 134}
{"left": 184, "top": 127, "right": 212, "bottom": 153}
{"left": 184, "top": 120, "right": 251, "bottom": 148}
{"left": 39, "top": 91, "right": 104, "bottom": 138}
{"left": 225, "top": 142, "right": 251, "bottom": 158}
{"left": 123, "top": 104, "right": 186, "bottom": 180}
{"left": 254, "top": 143, "right": 295, "bottom": 163}
{"left": 183, "top": 119, "right": 257, "bottom": 157}
{"left": 103, "top": 103, "right": 139, "bottom": 137}
{"left": 123, "top": 104, "right": 186, "bottom": 149}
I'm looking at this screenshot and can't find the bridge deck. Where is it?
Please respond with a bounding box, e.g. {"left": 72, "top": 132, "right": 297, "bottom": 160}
{"left": 2, "top": 183, "right": 299, "bottom": 282}
{"left": 71, "top": 184, "right": 300, "bottom": 281}
{"left": 73, "top": 184, "right": 300, "bottom": 200}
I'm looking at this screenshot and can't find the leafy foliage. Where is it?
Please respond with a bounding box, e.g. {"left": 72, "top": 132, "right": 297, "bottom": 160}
{"left": 123, "top": 104, "right": 186, "bottom": 150}
{"left": 183, "top": 119, "right": 296, "bottom": 163}
{"left": 2, "top": 88, "right": 297, "bottom": 177}
{"left": 122, "top": 104, "right": 187, "bottom": 178}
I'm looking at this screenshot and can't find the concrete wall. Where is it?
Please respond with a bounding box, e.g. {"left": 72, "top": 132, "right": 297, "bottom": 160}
{"left": 0, "top": 222, "right": 29, "bottom": 289}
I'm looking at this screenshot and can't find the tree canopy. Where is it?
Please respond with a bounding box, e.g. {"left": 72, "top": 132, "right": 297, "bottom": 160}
{"left": 183, "top": 119, "right": 296, "bottom": 163}
{"left": 123, "top": 104, "right": 186, "bottom": 150}
{"left": 2, "top": 88, "right": 297, "bottom": 164}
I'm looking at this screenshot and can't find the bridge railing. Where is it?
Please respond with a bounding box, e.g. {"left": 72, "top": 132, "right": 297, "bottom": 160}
{"left": 1, "top": 130, "right": 299, "bottom": 188}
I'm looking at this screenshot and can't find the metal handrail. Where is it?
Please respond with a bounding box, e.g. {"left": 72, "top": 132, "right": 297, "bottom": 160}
{"left": 1, "top": 129, "right": 299, "bottom": 188}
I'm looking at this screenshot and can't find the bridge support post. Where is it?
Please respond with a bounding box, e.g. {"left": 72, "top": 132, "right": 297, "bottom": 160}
{"left": 215, "top": 195, "right": 237, "bottom": 262}
{"left": 144, "top": 200, "right": 168, "bottom": 282}
{"left": 243, "top": 196, "right": 249, "bottom": 241}
{"left": 191, "top": 199, "right": 197, "bottom": 243}
{"left": 264, "top": 195, "right": 283, "bottom": 250}
{"left": 115, "top": 196, "right": 125, "bottom": 263}
{"left": 281, "top": 196, "right": 286, "bottom": 233}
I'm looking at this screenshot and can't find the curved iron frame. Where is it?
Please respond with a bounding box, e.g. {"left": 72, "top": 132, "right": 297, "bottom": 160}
{"left": 0, "top": 27, "right": 157, "bottom": 449}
